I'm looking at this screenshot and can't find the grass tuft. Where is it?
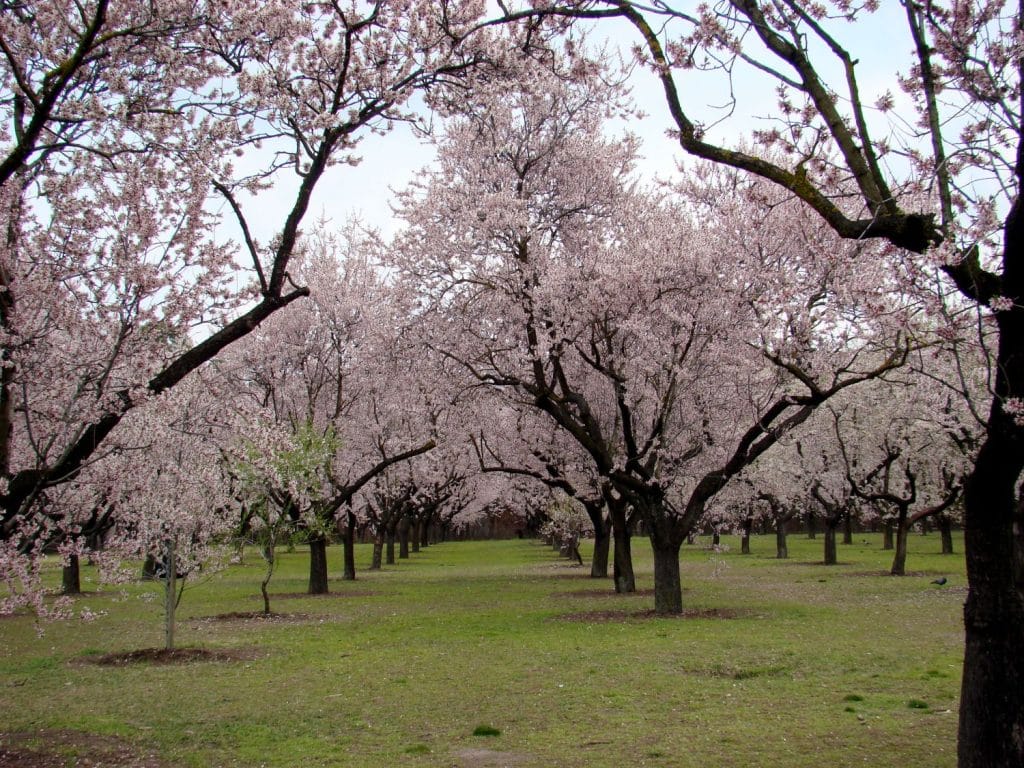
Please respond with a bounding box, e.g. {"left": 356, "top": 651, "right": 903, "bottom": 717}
{"left": 907, "top": 699, "right": 930, "bottom": 710}
{"left": 472, "top": 725, "right": 501, "bottom": 737}
{"left": 843, "top": 694, "right": 865, "bottom": 702}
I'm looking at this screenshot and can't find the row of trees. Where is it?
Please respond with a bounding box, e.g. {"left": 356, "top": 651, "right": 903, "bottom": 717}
{"left": 0, "top": 2, "right": 1017, "bottom": 766}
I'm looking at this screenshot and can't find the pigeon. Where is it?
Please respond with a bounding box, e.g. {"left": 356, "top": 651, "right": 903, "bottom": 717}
{"left": 931, "top": 577, "right": 948, "bottom": 586}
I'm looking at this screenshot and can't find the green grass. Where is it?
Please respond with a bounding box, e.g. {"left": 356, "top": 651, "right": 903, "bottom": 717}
{"left": 0, "top": 532, "right": 965, "bottom": 767}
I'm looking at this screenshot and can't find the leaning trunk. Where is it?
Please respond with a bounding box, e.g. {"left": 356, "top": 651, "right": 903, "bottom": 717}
{"left": 308, "top": 533, "right": 329, "bottom": 594}
{"left": 62, "top": 553, "right": 81, "bottom": 595}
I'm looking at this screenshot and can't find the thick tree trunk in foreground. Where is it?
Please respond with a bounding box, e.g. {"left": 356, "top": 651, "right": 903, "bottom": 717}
{"left": 958, "top": 419, "right": 1024, "bottom": 768}
{"left": 62, "top": 554, "right": 81, "bottom": 595}
{"left": 308, "top": 534, "right": 329, "bottom": 594}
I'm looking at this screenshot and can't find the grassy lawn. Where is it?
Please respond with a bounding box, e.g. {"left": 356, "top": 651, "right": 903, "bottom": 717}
{"left": 0, "top": 532, "right": 964, "bottom": 767}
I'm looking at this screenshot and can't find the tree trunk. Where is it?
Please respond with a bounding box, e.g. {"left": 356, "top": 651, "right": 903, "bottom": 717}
{"left": 163, "top": 539, "right": 177, "bottom": 651}
{"left": 939, "top": 513, "right": 955, "bottom": 555}
{"left": 398, "top": 516, "right": 410, "bottom": 559}
{"left": 583, "top": 502, "right": 610, "bottom": 578}
{"left": 843, "top": 511, "right": 854, "bottom": 545}
{"left": 386, "top": 527, "right": 396, "bottom": 565}
{"left": 741, "top": 516, "right": 753, "bottom": 555}
{"left": 609, "top": 499, "right": 635, "bottom": 593}
{"left": 62, "top": 553, "right": 81, "bottom": 595}
{"left": 308, "top": 534, "right": 329, "bottom": 594}
{"left": 370, "top": 533, "right": 384, "bottom": 570}
{"left": 342, "top": 512, "right": 356, "bottom": 581}
{"left": 591, "top": 525, "right": 611, "bottom": 578}
{"left": 650, "top": 534, "right": 683, "bottom": 615}
{"left": 260, "top": 543, "right": 274, "bottom": 615}
{"left": 823, "top": 518, "right": 838, "bottom": 565}
{"left": 957, "top": 407, "right": 1024, "bottom": 768}
{"left": 882, "top": 519, "right": 894, "bottom": 550}
{"left": 420, "top": 519, "right": 430, "bottom": 548}
{"left": 890, "top": 506, "right": 910, "bottom": 576}
{"left": 411, "top": 519, "right": 421, "bottom": 554}
{"left": 805, "top": 511, "right": 817, "bottom": 539}
{"left": 776, "top": 518, "right": 789, "bottom": 559}
{"left": 141, "top": 552, "right": 158, "bottom": 581}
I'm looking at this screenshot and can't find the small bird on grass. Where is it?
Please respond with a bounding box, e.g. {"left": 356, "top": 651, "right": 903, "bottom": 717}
{"left": 931, "top": 577, "right": 948, "bottom": 586}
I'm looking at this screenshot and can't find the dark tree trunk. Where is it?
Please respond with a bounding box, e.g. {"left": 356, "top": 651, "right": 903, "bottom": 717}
{"left": 583, "top": 502, "right": 610, "bottom": 578}
{"left": 398, "top": 516, "right": 410, "bottom": 559}
{"left": 420, "top": 519, "right": 430, "bottom": 548}
{"left": 939, "top": 513, "right": 955, "bottom": 555}
{"left": 386, "top": 527, "right": 396, "bottom": 565}
{"left": 411, "top": 520, "right": 421, "bottom": 554}
{"left": 805, "top": 511, "right": 817, "bottom": 539}
{"left": 609, "top": 499, "right": 635, "bottom": 593}
{"left": 741, "top": 516, "right": 753, "bottom": 555}
{"left": 823, "top": 517, "right": 839, "bottom": 565}
{"left": 650, "top": 534, "right": 683, "bottom": 615}
{"left": 141, "top": 552, "right": 158, "bottom": 581}
{"left": 891, "top": 507, "right": 910, "bottom": 576}
{"left": 342, "top": 512, "right": 356, "bottom": 581}
{"left": 61, "top": 554, "right": 81, "bottom": 595}
{"left": 882, "top": 519, "right": 894, "bottom": 550}
{"left": 308, "top": 534, "right": 329, "bottom": 594}
{"left": 776, "top": 518, "right": 789, "bottom": 559}
{"left": 370, "top": 533, "right": 384, "bottom": 570}
{"left": 957, "top": 407, "right": 1024, "bottom": 768}
{"left": 591, "top": 525, "right": 610, "bottom": 578}
{"left": 712, "top": 530, "right": 721, "bottom": 547}
{"left": 843, "top": 511, "right": 854, "bottom": 545}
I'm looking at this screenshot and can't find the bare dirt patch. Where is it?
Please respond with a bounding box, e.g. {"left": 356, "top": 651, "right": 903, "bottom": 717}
{"left": 75, "top": 646, "right": 261, "bottom": 667}
{"left": 559, "top": 588, "right": 656, "bottom": 598}
{"left": 0, "top": 729, "right": 166, "bottom": 768}
{"left": 271, "top": 590, "right": 378, "bottom": 599}
{"left": 557, "top": 607, "right": 742, "bottom": 623}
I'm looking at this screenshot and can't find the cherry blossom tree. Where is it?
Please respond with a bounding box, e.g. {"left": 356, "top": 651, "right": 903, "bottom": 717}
{"left": 391, "top": 51, "right": 913, "bottom": 614}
